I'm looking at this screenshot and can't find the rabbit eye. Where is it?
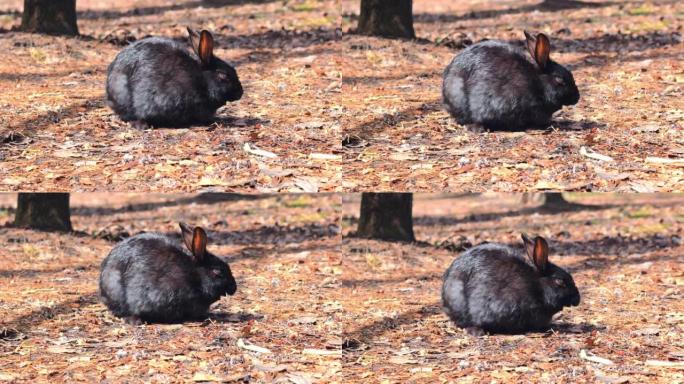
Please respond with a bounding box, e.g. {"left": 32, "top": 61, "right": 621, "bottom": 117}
{"left": 217, "top": 72, "right": 228, "bottom": 81}
{"left": 209, "top": 269, "right": 222, "bottom": 277}
{"left": 554, "top": 278, "right": 565, "bottom": 287}
{"left": 553, "top": 76, "right": 564, "bottom": 85}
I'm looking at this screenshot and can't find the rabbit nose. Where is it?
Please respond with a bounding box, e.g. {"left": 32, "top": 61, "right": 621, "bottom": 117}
{"left": 229, "top": 85, "right": 243, "bottom": 101}
{"left": 571, "top": 294, "right": 580, "bottom": 306}
{"left": 225, "top": 282, "right": 237, "bottom": 296}
{"left": 566, "top": 89, "right": 580, "bottom": 105}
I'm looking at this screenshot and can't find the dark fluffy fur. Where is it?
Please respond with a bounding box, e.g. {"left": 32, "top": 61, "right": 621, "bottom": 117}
{"left": 99, "top": 224, "right": 237, "bottom": 324}
{"left": 441, "top": 236, "right": 580, "bottom": 335}
{"left": 442, "top": 31, "right": 580, "bottom": 130}
{"left": 106, "top": 30, "right": 243, "bottom": 128}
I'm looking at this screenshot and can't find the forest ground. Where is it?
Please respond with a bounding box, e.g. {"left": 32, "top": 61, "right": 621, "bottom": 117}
{"left": 340, "top": 0, "right": 684, "bottom": 192}
{"left": 0, "top": 0, "right": 341, "bottom": 192}
{"left": 342, "top": 193, "right": 684, "bottom": 383}
{"left": 0, "top": 193, "right": 342, "bottom": 382}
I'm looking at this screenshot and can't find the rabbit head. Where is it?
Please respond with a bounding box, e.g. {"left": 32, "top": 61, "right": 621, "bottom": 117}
{"left": 521, "top": 234, "right": 580, "bottom": 312}
{"left": 179, "top": 222, "right": 237, "bottom": 300}
{"left": 187, "top": 28, "right": 244, "bottom": 104}
{"left": 524, "top": 31, "right": 580, "bottom": 108}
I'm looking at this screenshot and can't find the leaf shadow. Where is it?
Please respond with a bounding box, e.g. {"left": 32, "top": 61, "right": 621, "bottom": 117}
{"left": 550, "top": 118, "right": 606, "bottom": 131}
{"left": 1, "top": 293, "right": 99, "bottom": 334}
{"left": 0, "top": 264, "right": 98, "bottom": 279}
{"left": 411, "top": 202, "right": 615, "bottom": 228}
{"left": 344, "top": 306, "right": 432, "bottom": 345}
{"left": 205, "top": 311, "right": 264, "bottom": 323}
{"left": 412, "top": 0, "right": 612, "bottom": 25}
{"left": 2, "top": 97, "right": 104, "bottom": 141}
{"left": 76, "top": 0, "right": 279, "bottom": 20}
{"left": 211, "top": 115, "right": 270, "bottom": 128}
{"left": 343, "top": 100, "right": 443, "bottom": 141}
{"left": 548, "top": 321, "right": 603, "bottom": 334}
{"left": 69, "top": 193, "right": 268, "bottom": 217}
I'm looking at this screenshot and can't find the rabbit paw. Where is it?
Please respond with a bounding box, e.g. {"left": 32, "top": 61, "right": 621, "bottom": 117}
{"left": 464, "top": 124, "right": 487, "bottom": 133}
{"left": 130, "top": 120, "right": 151, "bottom": 130}
{"left": 465, "top": 327, "right": 486, "bottom": 336}
{"left": 125, "top": 316, "right": 143, "bottom": 325}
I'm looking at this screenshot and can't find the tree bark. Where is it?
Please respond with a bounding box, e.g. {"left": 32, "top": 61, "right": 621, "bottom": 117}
{"left": 357, "top": 0, "right": 415, "bottom": 39}
{"left": 539, "top": 0, "right": 589, "bottom": 10}
{"left": 357, "top": 193, "right": 415, "bottom": 241}
{"left": 14, "top": 193, "right": 72, "bottom": 232}
{"left": 21, "top": 0, "right": 79, "bottom": 36}
{"left": 539, "top": 192, "right": 574, "bottom": 211}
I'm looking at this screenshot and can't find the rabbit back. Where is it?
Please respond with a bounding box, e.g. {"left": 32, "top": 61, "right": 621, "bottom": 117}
{"left": 442, "top": 243, "right": 554, "bottom": 333}
{"left": 99, "top": 233, "right": 212, "bottom": 323}
{"left": 442, "top": 41, "right": 554, "bottom": 130}
{"left": 106, "top": 37, "right": 215, "bottom": 127}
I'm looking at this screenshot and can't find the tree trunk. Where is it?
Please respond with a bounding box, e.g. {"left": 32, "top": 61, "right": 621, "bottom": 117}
{"left": 539, "top": 0, "right": 588, "bottom": 10}
{"left": 357, "top": 193, "right": 415, "bottom": 241}
{"left": 14, "top": 193, "right": 72, "bottom": 232}
{"left": 357, "top": 0, "right": 415, "bottom": 39}
{"left": 21, "top": 0, "right": 78, "bottom": 35}
{"left": 521, "top": 193, "right": 544, "bottom": 205}
{"left": 540, "top": 193, "right": 573, "bottom": 210}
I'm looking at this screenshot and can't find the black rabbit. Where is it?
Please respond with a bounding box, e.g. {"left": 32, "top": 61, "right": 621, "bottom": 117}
{"left": 442, "top": 234, "right": 580, "bottom": 335}
{"left": 106, "top": 28, "right": 243, "bottom": 128}
{"left": 442, "top": 31, "right": 580, "bottom": 130}
{"left": 99, "top": 222, "right": 237, "bottom": 324}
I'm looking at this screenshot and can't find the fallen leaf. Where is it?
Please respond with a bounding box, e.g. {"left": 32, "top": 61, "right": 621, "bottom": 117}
{"left": 294, "top": 178, "right": 319, "bottom": 193}
{"left": 253, "top": 363, "right": 288, "bottom": 373}
{"left": 243, "top": 143, "right": 278, "bottom": 158}
{"left": 645, "top": 157, "right": 684, "bottom": 166}
{"left": 645, "top": 360, "right": 684, "bottom": 369}
{"left": 580, "top": 349, "right": 615, "bottom": 365}
{"left": 632, "top": 327, "right": 660, "bottom": 336}
{"left": 47, "top": 346, "right": 78, "bottom": 354}
{"left": 534, "top": 180, "right": 565, "bottom": 190}
{"left": 388, "top": 356, "right": 418, "bottom": 364}
{"left": 390, "top": 153, "right": 418, "bottom": 161}
{"left": 286, "top": 373, "right": 313, "bottom": 384}
{"left": 580, "top": 146, "right": 614, "bottom": 162}
{"left": 308, "top": 153, "right": 341, "bottom": 160}
{"left": 302, "top": 348, "right": 341, "bottom": 356}
{"left": 237, "top": 338, "right": 271, "bottom": 354}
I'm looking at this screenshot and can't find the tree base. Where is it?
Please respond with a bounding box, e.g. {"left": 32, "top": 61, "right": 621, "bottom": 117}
{"left": 21, "top": 0, "right": 79, "bottom": 36}
{"left": 538, "top": 0, "right": 599, "bottom": 11}
{"left": 357, "top": 0, "right": 416, "bottom": 39}
{"left": 14, "top": 193, "right": 72, "bottom": 232}
{"left": 356, "top": 193, "right": 415, "bottom": 242}
{"left": 537, "top": 193, "right": 595, "bottom": 213}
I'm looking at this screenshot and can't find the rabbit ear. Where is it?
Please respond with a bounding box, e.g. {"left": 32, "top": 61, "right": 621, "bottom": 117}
{"left": 187, "top": 27, "right": 202, "bottom": 56}
{"left": 180, "top": 222, "right": 195, "bottom": 253}
{"left": 198, "top": 30, "right": 214, "bottom": 65}
{"left": 534, "top": 33, "right": 551, "bottom": 69}
{"left": 522, "top": 232, "right": 535, "bottom": 259}
{"left": 191, "top": 227, "right": 208, "bottom": 262}
{"left": 532, "top": 236, "right": 549, "bottom": 273}
{"left": 524, "top": 30, "right": 537, "bottom": 60}
{"left": 522, "top": 233, "right": 548, "bottom": 273}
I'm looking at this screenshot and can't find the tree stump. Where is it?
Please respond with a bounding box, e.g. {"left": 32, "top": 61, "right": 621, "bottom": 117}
{"left": 357, "top": 0, "right": 415, "bottom": 39}
{"left": 21, "top": 0, "right": 79, "bottom": 36}
{"left": 357, "top": 193, "right": 415, "bottom": 241}
{"left": 14, "top": 193, "right": 73, "bottom": 232}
